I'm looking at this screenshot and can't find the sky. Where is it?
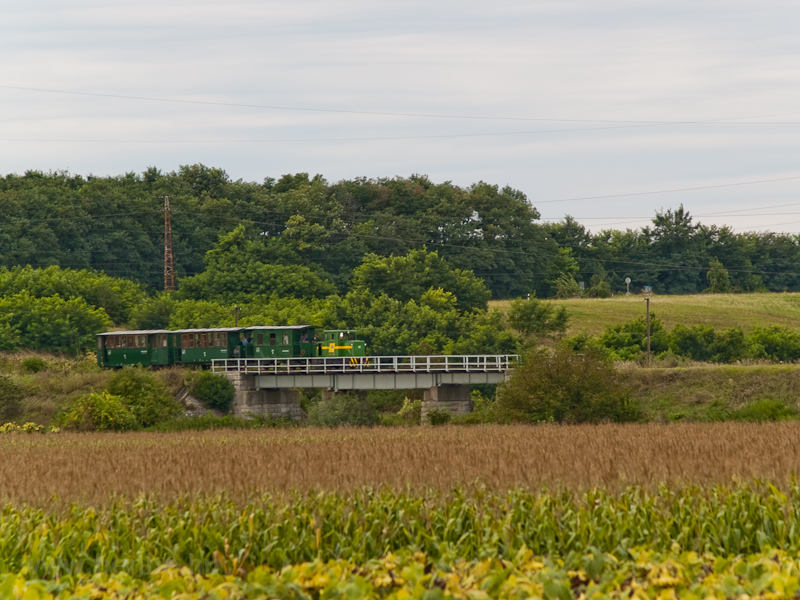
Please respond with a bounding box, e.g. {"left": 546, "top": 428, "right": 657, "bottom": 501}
{"left": 2, "top": 0, "right": 800, "bottom": 233}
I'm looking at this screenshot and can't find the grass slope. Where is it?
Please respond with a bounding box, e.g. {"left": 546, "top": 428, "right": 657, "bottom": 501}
{"left": 492, "top": 292, "right": 800, "bottom": 336}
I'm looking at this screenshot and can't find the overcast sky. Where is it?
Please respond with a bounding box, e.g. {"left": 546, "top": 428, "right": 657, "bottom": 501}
{"left": 2, "top": 0, "right": 799, "bottom": 233}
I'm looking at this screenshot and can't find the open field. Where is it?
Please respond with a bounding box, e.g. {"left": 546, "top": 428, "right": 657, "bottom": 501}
{"left": 4, "top": 423, "right": 800, "bottom": 505}
{"left": 491, "top": 292, "right": 800, "bottom": 335}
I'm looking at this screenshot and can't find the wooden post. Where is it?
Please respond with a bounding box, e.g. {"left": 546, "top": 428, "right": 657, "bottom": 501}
{"left": 645, "top": 297, "right": 651, "bottom": 367}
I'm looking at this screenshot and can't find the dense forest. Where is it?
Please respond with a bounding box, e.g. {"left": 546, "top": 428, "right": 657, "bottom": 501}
{"left": 3, "top": 164, "right": 799, "bottom": 298}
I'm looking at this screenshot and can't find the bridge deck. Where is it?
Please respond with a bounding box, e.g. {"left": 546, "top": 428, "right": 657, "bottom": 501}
{"left": 211, "top": 354, "right": 517, "bottom": 375}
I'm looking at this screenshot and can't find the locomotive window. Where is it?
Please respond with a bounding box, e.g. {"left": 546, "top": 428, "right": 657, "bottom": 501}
{"left": 257, "top": 333, "right": 264, "bottom": 346}
{"left": 269, "top": 333, "right": 276, "bottom": 346}
{"left": 283, "top": 333, "right": 289, "bottom": 346}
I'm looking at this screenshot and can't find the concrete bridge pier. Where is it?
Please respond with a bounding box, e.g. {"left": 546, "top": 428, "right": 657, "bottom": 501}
{"left": 421, "top": 384, "right": 473, "bottom": 421}
{"left": 222, "top": 372, "right": 303, "bottom": 421}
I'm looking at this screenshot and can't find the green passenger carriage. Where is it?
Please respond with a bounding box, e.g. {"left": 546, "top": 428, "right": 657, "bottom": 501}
{"left": 96, "top": 326, "right": 365, "bottom": 368}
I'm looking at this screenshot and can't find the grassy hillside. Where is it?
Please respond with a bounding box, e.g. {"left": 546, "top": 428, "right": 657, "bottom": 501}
{"left": 491, "top": 292, "right": 800, "bottom": 336}
{"left": 626, "top": 364, "right": 800, "bottom": 422}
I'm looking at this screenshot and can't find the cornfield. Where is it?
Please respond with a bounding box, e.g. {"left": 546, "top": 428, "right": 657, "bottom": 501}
{"left": 6, "top": 423, "right": 800, "bottom": 596}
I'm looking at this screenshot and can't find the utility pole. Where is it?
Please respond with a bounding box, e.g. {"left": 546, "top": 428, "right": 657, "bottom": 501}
{"left": 163, "top": 196, "right": 175, "bottom": 291}
{"left": 234, "top": 305, "right": 240, "bottom": 327}
{"left": 645, "top": 296, "right": 651, "bottom": 367}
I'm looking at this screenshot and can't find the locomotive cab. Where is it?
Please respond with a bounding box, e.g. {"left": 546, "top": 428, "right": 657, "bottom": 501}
{"left": 319, "top": 330, "right": 366, "bottom": 357}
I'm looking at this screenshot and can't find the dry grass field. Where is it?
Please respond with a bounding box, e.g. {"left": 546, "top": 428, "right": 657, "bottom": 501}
{"left": 4, "top": 422, "right": 800, "bottom": 506}
{"left": 491, "top": 292, "right": 800, "bottom": 335}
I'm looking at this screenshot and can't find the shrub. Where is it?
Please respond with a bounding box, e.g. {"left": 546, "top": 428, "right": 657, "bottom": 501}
{"left": 748, "top": 326, "right": 800, "bottom": 362}
{"left": 731, "top": 399, "right": 799, "bottom": 422}
{"left": 20, "top": 356, "right": 49, "bottom": 373}
{"left": 0, "top": 375, "right": 23, "bottom": 422}
{"left": 396, "top": 398, "right": 422, "bottom": 425}
{"left": 107, "top": 367, "right": 182, "bottom": 428}
{"left": 669, "top": 324, "right": 716, "bottom": 362}
{"left": 307, "top": 392, "right": 378, "bottom": 427}
{"left": 426, "top": 409, "right": 451, "bottom": 426}
{"left": 190, "top": 372, "right": 235, "bottom": 412}
{"left": 496, "top": 344, "right": 638, "bottom": 424}
{"left": 597, "top": 313, "right": 669, "bottom": 362}
{"left": 59, "top": 391, "right": 136, "bottom": 431}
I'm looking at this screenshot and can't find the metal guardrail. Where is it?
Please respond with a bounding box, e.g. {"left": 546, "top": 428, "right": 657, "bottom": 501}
{"left": 211, "top": 355, "right": 518, "bottom": 375}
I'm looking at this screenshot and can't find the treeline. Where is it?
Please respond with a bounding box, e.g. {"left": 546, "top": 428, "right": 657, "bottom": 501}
{"left": 3, "top": 166, "right": 800, "bottom": 297}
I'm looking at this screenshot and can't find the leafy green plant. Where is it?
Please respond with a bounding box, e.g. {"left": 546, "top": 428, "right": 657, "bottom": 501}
{"left": 190, "top": 372, "right": 235, "bottom": 412}
{"left": 497, "top": 344, "right": 638, "bottom": 424}
{"left": 426, "top": 409, "right": 451, "bottom": 426}
{"left": 58, "top": 391, "right": 136, "bottom": 431}
{"left": 20, "top": 356, "right": 49, "bottom": 374}
{"left": 732, "top": 399, "right": 799, "bottom": 422}
{"left": 106, "top": 367, "right": 182, "bottom": 428}
{"left": 396, "top": 397, "right": 421, "bottom": 425}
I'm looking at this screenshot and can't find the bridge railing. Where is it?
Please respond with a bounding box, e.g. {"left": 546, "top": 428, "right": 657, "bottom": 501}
{"left": 211, "top": 354, "right": 518, "bottom": 375}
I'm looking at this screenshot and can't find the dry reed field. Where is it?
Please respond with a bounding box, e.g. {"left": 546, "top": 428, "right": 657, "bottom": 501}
{"left": 4, "top": 422, "right": 800, "bottom": 505}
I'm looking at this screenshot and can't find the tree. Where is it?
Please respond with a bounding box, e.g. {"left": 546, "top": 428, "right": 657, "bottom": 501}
{"left": 496, "top": 345, "right": 637, "bottom": 423}
{"left": 506, "top": 296, "right": 568, "bottom": 343}
{"left": 350, "top": 249, "right": 491, "bottom": 311}
{"left": 705, "top": 258, "right": 732, "bottom": 293}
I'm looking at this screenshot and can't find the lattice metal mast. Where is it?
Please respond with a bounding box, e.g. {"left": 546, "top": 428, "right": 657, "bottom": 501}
{"left": 163, "top": 196, "right": 175, "bottom": 291}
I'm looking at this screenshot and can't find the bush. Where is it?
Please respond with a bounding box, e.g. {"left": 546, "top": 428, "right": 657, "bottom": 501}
{"left": 496, "top": 344, "right": 638, "bottom": 424}
{"left": 307, "top": 392, "right": 379, "bottom": 427}
{"left": 426, "top": 409, "right": 451, "bottom": 426}
{"left": 396, "top": 398, "right": 421, "bottom": 425}
{"left": 59, "top": 391, "right": 136, "bottom": 431}
{"left": 669, "top": 324, "right": 716, "bottom": 362}
{"left": 731, "top": 399, "right": 799, "bottom": 422}
{"left": 190, "top": 372, "right": 235, "bottom": 412}
{"left": 20, "top": 356, "right": 49, "bottom": 373}
{"left": 748, "top": 326, "right": 800, "bottom": 362}
{"left": 597, "top": 313, "right": 669, "bottom": 362}
{"left": 106, "top": 367, "right": 182, "bottom": 428}
{"left": 0, "top": 375, "right": 23, "bottom": 422}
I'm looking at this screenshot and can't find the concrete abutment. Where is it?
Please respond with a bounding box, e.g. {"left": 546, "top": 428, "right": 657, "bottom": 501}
{"left": 222, "top": 372, "right": 303, "bottom": 421}
{"left": 421, "top": 384, "right": 473, "bottom": 420}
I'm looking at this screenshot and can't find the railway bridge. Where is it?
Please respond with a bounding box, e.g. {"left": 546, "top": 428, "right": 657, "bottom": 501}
{"left": 212, "top": 355, "right": 517, "bottom": 421}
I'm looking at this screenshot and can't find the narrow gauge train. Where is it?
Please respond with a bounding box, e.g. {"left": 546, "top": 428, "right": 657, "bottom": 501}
{"left": 96, "top": 325, "right": 366, "bottom": 368}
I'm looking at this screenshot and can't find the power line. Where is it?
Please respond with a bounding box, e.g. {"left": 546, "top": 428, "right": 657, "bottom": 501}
{"left": 4, "top": 84, "right": 800, "bottom": 125}
{"left": 535, "top": 174, "right": 800, "bottom": 204}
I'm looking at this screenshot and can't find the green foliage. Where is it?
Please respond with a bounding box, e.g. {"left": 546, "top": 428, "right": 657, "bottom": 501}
{"left": 20, "top": 356, "right": 49, "bottom": 373}
{"left": 189, "top": 372, "right": 235, "bottom": 412}
{"left": 178, "top": 225, "right": 337, "bottom": 303}
{"left": 748, "top": 326, "right": 800, "bottom": 362}
{"left": 731, "top": 399, "right": 799, "bottom": 422}
{"left": 497, "top": 345, "right": 638, "bottom": 423}
{"left": 127, "top": 293, "right": 176, "bottom": 329}
{"left": 396, "top": 398, "right": 422, "bottom": 425}
{"left": 705, "top": 258, "right": 732, "bottom": 293}
{"left": 106, "top": 368, "right": 182, "bottom": 428}
{"left": 0, "top": 265, "right": 147, "bottom": 324}
{"left": 507, "top": 296, "right": 568, "bottom": 342}
{"left": 307, "top": 393, "right": 379, "bottom": 427}
{"left": 426, "top": 409, "right": 451, "bottom": 426}
{"left": 350, "top": 249, "right": 491, "bottom": 311}
{"left": 9, "top": 483, "right": 800, "bottom": 579}
{"left": 0, "top": 291, "right": 111, "bottom": 354}
{"left": 58, "top": 391, "right": 136, "bottom": 431}
{"left": 597, "top": 312, "right": 669, "bottom": 361}
{"left": 0, "top": 375, "right": 23, "bottom": 422}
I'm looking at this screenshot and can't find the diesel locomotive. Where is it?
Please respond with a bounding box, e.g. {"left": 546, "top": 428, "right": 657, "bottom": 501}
{"left": 96, "top": 325, "right": 366, "bottom": 368}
